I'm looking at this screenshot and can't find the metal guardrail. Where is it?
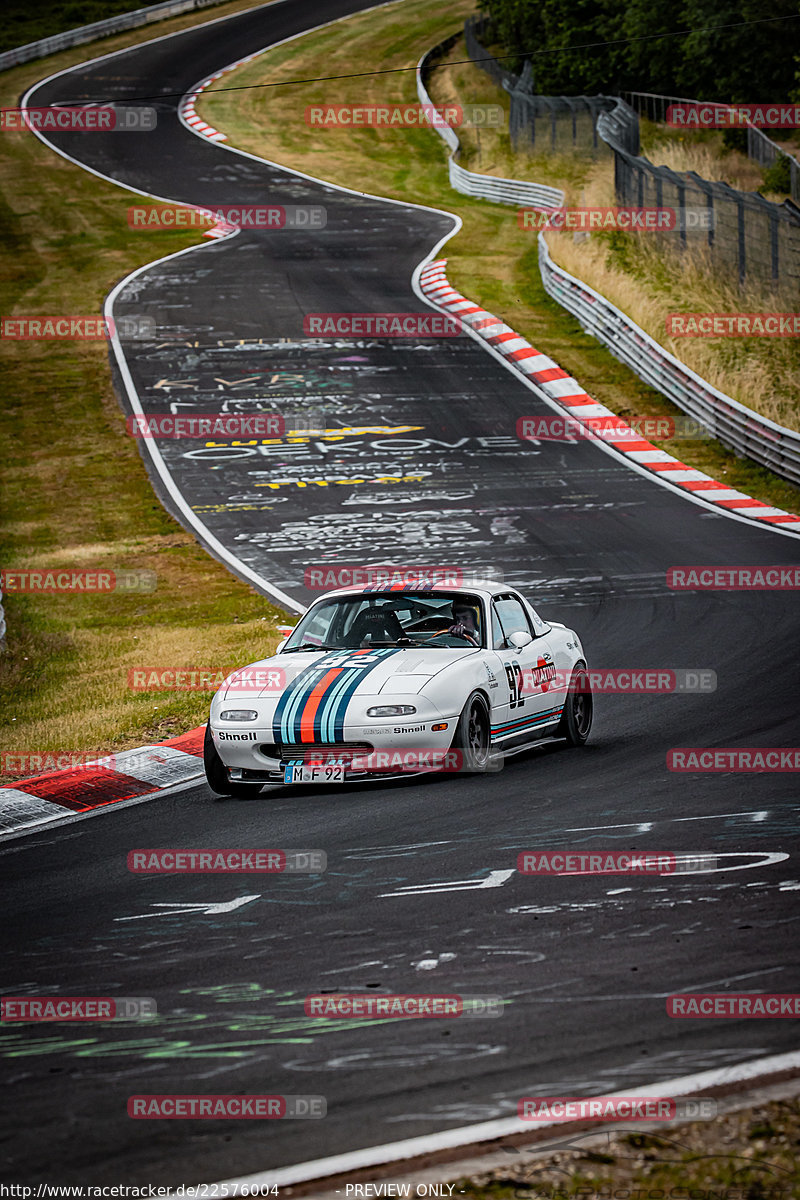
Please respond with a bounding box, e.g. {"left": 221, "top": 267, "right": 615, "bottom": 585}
{"left": 748, "top": 126, "right": 800, "bottom": 205}
{"left": 447, "top": 155, "right": 562, "bottom": 208}
{"left": 416, "top": 42, "right": 563, "bottom": 210}
{"left": 538, "top": 234, "right": 800, "bottom": 487}
{"left": 0, "top": 0, "right": 227, "bottom": 73}
{"left": 622, "top": 91, "right": 800, "bottom": 205}
{"left": 466, "top": 19, "right": 800, "bottom": 288}
{"left": 457, "top": 18, "right": 800, "bottom": 484}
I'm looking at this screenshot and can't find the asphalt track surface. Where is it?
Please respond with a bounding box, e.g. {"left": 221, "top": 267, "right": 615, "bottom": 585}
{"left": 5, "top": 0, "right": 800, "bottom": 1185}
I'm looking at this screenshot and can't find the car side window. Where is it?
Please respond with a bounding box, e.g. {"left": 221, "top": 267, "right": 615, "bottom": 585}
{"left": 493, "top": 596, "right": 533, "bottom": 647}
{"left": 491, "top": 605, "right": 505, "bottom": 649}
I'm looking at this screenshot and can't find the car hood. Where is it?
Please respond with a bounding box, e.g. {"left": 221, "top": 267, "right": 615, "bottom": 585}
{"left": 221, "top": 647, "right": 480, "bottom": 700}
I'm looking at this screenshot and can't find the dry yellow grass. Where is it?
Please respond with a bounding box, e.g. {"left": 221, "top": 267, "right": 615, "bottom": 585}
{"left": 546, "top": 232, "right": 800, "bottom": 430}
{"left": 427, "top": 43, "right": 800, "bottom": 432}
{"left": 0, "top": 0, "right": 292, "bottom": 782}
{"left": 199, "top": 5, "right": 800, "bottom": 515}
{"left": 644, "top": 133, "right": 767, "bottom": 191}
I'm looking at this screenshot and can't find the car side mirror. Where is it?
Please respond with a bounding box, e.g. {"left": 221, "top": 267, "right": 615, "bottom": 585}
{"left": 275, "top": 639, "right": 288, "bottom": 653}
{"left": 507, "top": 630, "right": 533, "bottom": 649}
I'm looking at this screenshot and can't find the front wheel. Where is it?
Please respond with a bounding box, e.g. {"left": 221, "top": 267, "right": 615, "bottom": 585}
{"left": 203, "top": 723, "right": 263, "bottom": 798}
{"left": 557, "top": 664, "right": 593, "bottom": 746}
{"left": 454, "top": 691, "right": 491, "bottom": 771}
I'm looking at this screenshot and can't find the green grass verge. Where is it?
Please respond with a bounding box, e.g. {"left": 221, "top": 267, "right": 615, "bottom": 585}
{"left": 199, "top": 0, "right": 800, "bottom": 517}
{"left": 0, "top": 0, "right": 290, "bottom": 784}
{"left": 0, "top": 0, "right": 217, "bottom": 55}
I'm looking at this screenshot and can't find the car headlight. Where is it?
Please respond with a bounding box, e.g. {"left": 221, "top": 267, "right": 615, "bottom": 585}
{"left": 366, "top": 705, "right": 417, "bottom": 717}
{"left": 219, "top": 709, "right": 258, "bottom": 721}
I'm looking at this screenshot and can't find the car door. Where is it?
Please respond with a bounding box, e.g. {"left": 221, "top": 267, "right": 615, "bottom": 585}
{"left": 489, "top": 592, "right": 562, "bottom": 745}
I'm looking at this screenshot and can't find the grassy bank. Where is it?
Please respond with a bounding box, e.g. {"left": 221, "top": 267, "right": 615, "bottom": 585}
{"left": 454, "top": 1095, "right": 800, "bottom": 1199}
{"left": 0, "top": 0, "right": 289, "bottom": 784}
{"left": 427, "top": 38, "right": 800, "bottom": 433}
{"left": 198, "top": 0, "right": 800, "bottom": 512}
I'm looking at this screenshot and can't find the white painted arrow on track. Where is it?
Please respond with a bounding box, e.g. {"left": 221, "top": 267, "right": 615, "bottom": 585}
{"left": 380, "top": 870, "right": 514, "bottom": 898}
{"left": 115, "top": 895, "right": 260, "bottom": 921}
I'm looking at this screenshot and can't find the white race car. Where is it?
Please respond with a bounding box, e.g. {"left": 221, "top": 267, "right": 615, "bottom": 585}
{"left": 204, "top": 581, "right": 592, "bottom": 794}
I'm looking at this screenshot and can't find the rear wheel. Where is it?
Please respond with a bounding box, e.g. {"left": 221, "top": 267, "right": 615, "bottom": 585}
{"left": 203, "top": 723, "right": 263, "bottom": 798}
{"left": 557, "top": 664, "right": 593, "bottom": 746}
{"left": 454, "top": 691, "right": 491, "bottom": 771}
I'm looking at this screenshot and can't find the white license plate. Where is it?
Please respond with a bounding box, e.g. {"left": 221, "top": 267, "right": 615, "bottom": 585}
{"left": 284, "top": 763, "right": 347, "bottom": 784}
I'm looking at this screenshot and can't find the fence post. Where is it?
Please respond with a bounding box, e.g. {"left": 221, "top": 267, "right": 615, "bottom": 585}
{"left": 737, "top": 196, "right": 746, "bottom": 284}
{"left": 770, "top": 210, "right": 780, "bottom": 281}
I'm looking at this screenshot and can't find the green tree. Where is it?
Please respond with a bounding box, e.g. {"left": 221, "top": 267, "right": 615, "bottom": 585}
{"left": 676, "top": 0, "right": 800, "bottom": 100}
{"left": 620, "top": 0, "right": 688, "bottom": 95}
{"left": 480, "top": 0, "right": 800, "bottom": 101}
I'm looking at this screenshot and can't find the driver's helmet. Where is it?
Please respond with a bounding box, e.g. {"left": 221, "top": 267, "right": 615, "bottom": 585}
{"left": 452, "top": 601, "right": 480, "bottom": 633}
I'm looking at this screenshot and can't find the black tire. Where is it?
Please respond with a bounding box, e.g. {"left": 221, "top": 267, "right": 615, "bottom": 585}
{"left": 557, "top": 664, "right": 593, "bottom": 746}
{"left": 454, "top": 690, "right": 492, "bottom": 772}
{"left": 203, "top": 723, "right": 263, "bottom": 798}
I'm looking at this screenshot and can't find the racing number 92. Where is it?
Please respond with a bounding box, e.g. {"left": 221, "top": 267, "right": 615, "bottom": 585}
{"left": 505, "top": 660, "right": 524, "bottom": 709}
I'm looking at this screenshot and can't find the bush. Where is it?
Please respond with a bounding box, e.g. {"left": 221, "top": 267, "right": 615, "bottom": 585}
{"left": 761, "top": 153, "right": 793, "bottom": 195}
{"left": 722, "top": 128, "right": 748, "bottom": 154}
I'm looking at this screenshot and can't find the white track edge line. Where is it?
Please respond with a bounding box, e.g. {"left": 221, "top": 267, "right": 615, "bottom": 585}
{"left": 209, "top": 1049, "right": 800, "bottom": 1188}
{"left": 20, "top": 3, "right": 309, "bottom": 612}
{"left": 20, "top": 0, "right": 436, "bottom": 615}
{"left": 0, "top": 770, "right": 206, "bottom": 850}
{"left": 181, "top": 30, "right": 800, "bottom": 543}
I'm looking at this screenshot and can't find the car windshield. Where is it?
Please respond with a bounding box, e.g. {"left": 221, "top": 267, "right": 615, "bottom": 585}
{"left": 282, "top": 592, "right": 485, "bottom": 650}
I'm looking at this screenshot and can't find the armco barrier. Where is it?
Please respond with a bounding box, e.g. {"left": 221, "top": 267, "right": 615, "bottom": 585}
{"left": 538, "top": 233, "right": 800, "bottom": 487}
{"left": 416, "top": 42, "right": 563, "bottom": 211}
{"left": 447, "top": 155, "right": 562, "bottom": 208}
{"left": 444, "top": 20, "right": 800, "bottom": 486}
{"left": 0, "top": 0, "right": 227, "bottom": 72}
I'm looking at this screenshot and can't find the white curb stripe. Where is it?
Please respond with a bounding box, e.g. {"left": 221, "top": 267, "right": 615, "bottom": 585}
{"left": 417, "top": 262, "right": 800, "bottom": 535}
{"left": 0, "top": 790, "right": 69, "bottom": 834}
{"left": 92, "top": 745, "right": 204, "bottom": 787}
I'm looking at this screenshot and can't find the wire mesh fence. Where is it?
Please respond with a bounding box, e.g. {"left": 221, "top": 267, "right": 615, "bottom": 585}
{"left": 418, "top": 36, "right": 563, "bottom": 208}
{"left": 464, "top": 17, "right": 615, "bottom": 158}
{"left": 747, "top": 127, "right": 800, "bottom": 205}
{"left": 465, "top": 15, "right": 800, "bottom": 293}
{"left": 622, "top": 91, "right": 800, "bottom": 207}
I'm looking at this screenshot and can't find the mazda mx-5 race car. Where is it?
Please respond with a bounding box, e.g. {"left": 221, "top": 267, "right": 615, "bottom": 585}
{"left": 204, "top": 581, "right": 592, "bottom": 795}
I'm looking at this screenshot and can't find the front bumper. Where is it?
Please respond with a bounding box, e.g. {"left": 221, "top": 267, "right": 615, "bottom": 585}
{"left": 212, "top": 723, "right": 461, "bottom": 785}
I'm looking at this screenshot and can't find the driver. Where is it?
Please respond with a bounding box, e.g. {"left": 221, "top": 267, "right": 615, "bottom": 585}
{"left": 446, "top": 601, "right": 481, "bottom": 646}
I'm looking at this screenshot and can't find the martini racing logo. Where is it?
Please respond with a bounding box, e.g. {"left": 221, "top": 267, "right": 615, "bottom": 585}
{"left": 273, "top": 648, "right": 399, "bottom": 744}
